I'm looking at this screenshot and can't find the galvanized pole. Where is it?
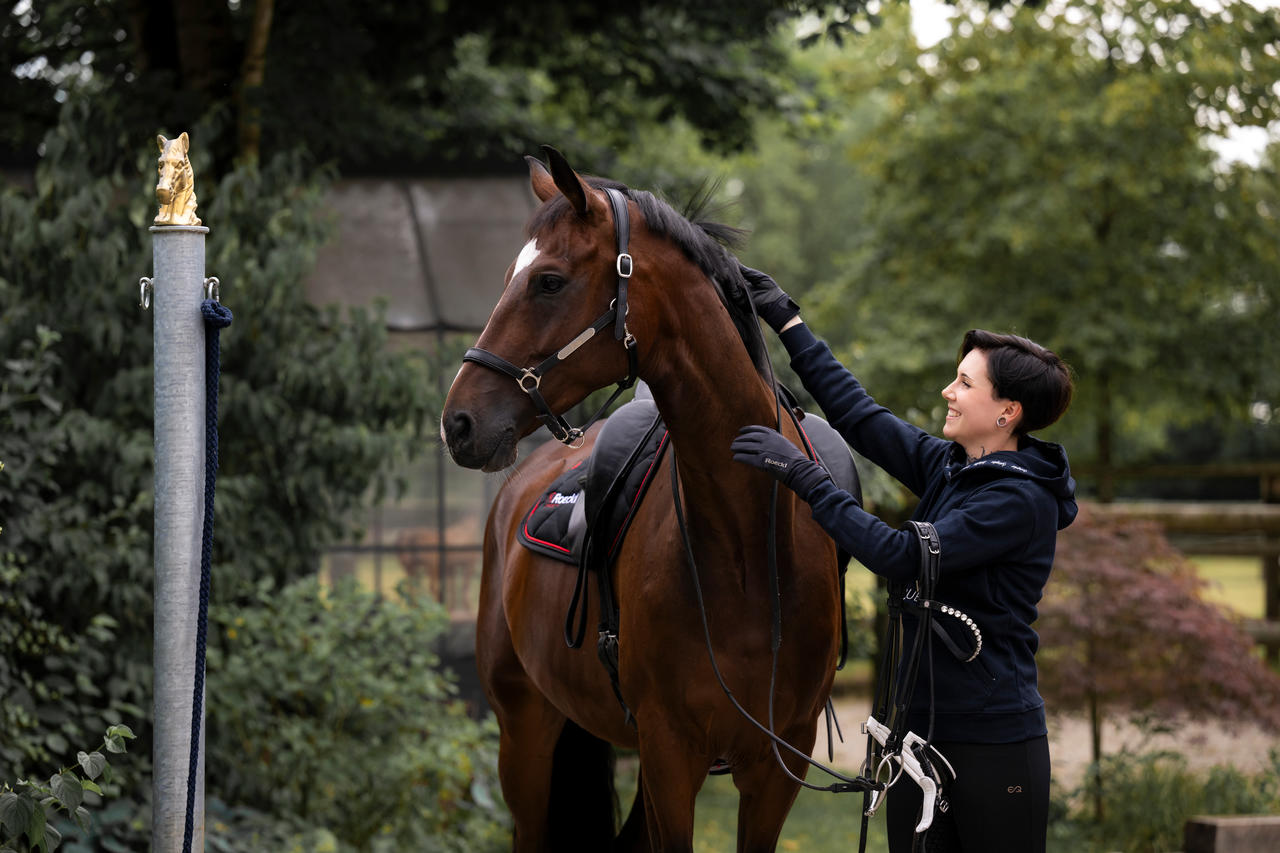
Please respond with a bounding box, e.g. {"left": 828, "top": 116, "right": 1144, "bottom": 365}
{"left": 148, "top": 131, "right": 207, "bottom": 853}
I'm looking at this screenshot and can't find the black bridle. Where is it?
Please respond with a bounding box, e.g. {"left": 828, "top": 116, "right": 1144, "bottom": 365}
{"left": 462, "top": 188, "right": 640, "bottom": 447}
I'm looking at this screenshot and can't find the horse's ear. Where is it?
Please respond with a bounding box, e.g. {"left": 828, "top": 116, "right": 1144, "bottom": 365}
{"left": 542, "top": 145, "right": 589, "bottom": 217}
{"left": 526, "top": 154, "right": 557, "bottom": 203}
{"left": 177, "top": 131, "right": 190, "bottom": 154}
{"left": 156, "top": 134, "right": 168, "bottom": 152}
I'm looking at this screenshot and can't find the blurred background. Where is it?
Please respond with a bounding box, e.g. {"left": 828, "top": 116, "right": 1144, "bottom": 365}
{"left": 2, "top": 0, "right": 1279, "bottom": 850}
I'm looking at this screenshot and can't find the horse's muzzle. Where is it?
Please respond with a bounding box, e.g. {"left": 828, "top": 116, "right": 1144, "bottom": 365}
{"left": 441, "top": 408, "right": 518, "bottom": 472}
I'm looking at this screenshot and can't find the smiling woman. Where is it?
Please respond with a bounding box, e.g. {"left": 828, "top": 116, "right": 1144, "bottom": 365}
{"left": 942, "top": 330, "right": 1074, "bottom": 464}
{"left": 735, "top": 265, "right": 1076, "bottom": 853}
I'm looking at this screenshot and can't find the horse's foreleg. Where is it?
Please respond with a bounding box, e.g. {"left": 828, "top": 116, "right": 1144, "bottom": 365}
{"left": 730, "top": 726, "right": 816, "bottom": 853}
{"left": 479, "top": 588, "right": 566, "bottom": 853}
{"left": 492, "top": 682, "right": 566, "bottom": 852}
{"left": 636, "top": 727, "right": 707, "bottom": 852}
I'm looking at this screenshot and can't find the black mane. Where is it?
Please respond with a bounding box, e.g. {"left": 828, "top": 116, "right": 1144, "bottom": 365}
{"left": 527, "top": 177, "right": 773, "bottom": 378}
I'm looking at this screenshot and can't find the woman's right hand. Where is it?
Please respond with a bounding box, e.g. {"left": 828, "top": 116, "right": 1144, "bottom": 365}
{"left": 738, "top": 264, "right": 801, "bottom": 333}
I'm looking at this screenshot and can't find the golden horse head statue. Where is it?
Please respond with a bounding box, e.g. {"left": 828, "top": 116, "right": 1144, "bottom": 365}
{"left": 154, "top": 132, "right": 201, "bottom": 226}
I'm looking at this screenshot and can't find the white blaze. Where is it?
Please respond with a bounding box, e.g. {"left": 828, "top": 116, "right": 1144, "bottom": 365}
{"left": 513, "top": 238, "right": 540, "bottom": 277}
{"left": 443, "top": 239, "right": 541, "bottom": 447}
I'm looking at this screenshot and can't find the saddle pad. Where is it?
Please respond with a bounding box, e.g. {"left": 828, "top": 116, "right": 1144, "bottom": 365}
{"left": 515, "top": 401, "right": 669, "bottom": 567}
{"left": 516, "top": 462, "right": 590, "bottom": 563}
{"left": 515, "top": 387, "right": 859, "bottom": 571}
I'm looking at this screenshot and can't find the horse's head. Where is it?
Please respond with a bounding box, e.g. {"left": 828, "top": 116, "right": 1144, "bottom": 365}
{"left": 441, "top": 147, "right": 648, "bottom": 471}
{"left": 155, "top": 133, "right": 191, "bottom": 205}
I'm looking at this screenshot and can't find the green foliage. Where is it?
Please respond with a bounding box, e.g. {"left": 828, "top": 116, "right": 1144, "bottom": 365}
{"left": 802, "top": 0, "right": 1280, "bottom": 466}
{"left": 1, "top": 0, "right": 874, "bottom": 173}
{"left": 205, "top": 578, "right": 507, "bottom": 852}
{"left": 1053, "top": 749, "right": 1280, "bottom": 852}
{"left": 0, "top": 326, "right": 140, "bottom": 780}
{"left": 1, "top": 95, "right": 434, "bottom": 843}
{"left": 0, "top": 725, "right": 136, "bottom": 853}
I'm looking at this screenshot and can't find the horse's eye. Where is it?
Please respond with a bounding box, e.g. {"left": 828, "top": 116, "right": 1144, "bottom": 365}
{"left": 537, "top": 274, "right": 566, "bottom": 294}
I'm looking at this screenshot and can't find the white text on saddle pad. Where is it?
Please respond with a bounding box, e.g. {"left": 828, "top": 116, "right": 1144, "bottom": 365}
{"left": 549, "top": 491, "right": 580, "bottom": 505}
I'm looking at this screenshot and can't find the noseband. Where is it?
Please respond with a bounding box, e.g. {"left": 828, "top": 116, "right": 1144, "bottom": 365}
{"left": 462, "top": 188, "right": 640, "bottom": 447}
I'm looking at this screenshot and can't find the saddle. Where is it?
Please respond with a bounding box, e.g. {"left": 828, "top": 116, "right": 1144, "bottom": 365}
{"left": 516, "top": 382, "right": 669, "bottom": 568}
{"left": 516, "top": 382, "right": 860, "bottom": 573}
{"left": 516, "top": 381, "right": 862, "bottom": 724}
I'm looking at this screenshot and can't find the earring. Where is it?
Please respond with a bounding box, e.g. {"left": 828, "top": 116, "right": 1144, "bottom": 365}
{"left": 997, "top": 416, "right": 1008, "bottom": 428}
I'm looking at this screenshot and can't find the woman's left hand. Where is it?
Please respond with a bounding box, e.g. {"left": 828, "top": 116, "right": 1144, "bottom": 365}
{"left": 730, "top": 425, "right": 831, "bottom": 501}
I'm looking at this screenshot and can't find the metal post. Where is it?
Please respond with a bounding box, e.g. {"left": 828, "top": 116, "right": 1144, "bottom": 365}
{"left": 150, "top": 223, "right": 208, "bottom": 851}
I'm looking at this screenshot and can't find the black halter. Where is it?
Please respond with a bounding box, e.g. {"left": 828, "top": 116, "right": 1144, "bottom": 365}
{"left": 462, "top": 187, "right": 640, "bottom": 446}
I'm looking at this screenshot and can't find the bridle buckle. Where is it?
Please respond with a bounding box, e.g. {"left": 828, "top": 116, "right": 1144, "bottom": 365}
{"left": 616, "top": 253, "right": 633, "bottom": 278}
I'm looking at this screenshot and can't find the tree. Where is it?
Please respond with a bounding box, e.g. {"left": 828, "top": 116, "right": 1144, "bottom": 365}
{"left": 1, "top": 0, "right": 874, "bottom": 174}
{"left": 1036, "top": 506, "right": 1280, "bottom": 819}
{"left": 0, "top": 99, "right": 432, "bottom": 844}
{"left": 805, "top": 0, "right": 1280, "bottom": 492}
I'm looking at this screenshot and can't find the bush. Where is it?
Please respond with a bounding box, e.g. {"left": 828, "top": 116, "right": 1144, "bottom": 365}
{"left": 205, "top": 577, "right": 508, "bottom": 852}
{"left": 1050, "top": 749, "right": 1280, "bottom": 853}
{"left": 0, "top": 725, "right": 136, "bottom": 853}
{"left": 2, "top": 93, "right": 433, "bottom": 847}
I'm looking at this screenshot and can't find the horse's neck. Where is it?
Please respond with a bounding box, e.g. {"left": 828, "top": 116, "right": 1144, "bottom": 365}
{"left": 641, "top": 273, "right": 784, "bottom": 541}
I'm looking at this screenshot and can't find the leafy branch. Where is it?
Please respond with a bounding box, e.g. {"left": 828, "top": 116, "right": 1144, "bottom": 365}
{"left": 0, "top": 725, "right": 135, "bottom": 853}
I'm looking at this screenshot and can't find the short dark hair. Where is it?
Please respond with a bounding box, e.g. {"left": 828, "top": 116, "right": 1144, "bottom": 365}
{"left": 960, "top": 330, "right": 1073, "bottom": 434}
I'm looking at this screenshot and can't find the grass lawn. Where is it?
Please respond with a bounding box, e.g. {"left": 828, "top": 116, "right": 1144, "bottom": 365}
{"left": 1190, "top": 554, "right": 1268, "bottom": 619}
{"left": 613, "top": 755, "right": 889, "bottom": 852}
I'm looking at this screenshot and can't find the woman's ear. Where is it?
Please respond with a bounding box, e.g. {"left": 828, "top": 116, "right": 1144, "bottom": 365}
{"left": 1002, "top": 400, "right": 1023, "bottom": 428}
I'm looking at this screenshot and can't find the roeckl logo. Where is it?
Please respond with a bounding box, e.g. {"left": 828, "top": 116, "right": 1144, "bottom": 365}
{"left": 549, "top": 491, "right": 580, "bottom": 505}
{"left": 764, "top": 458, "right": 789, "bottom": 469}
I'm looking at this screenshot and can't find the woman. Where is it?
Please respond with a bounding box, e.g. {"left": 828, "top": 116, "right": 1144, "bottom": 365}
{"left": 730, "top": 266, "right": 1076, "bottom": 853}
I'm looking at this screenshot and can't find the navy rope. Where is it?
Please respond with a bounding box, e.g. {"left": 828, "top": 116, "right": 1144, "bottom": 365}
{"left": 183, "top": 298, "right": 233, "bottom": 853}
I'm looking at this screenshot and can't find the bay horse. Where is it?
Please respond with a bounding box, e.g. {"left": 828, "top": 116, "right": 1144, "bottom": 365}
{"left": 441, "top": 147, "right": 843, "bottom": 852}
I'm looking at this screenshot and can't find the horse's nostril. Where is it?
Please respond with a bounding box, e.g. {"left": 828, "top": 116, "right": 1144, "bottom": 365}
{"left": 444, "top": 410, "right": 474, "bottom": 446}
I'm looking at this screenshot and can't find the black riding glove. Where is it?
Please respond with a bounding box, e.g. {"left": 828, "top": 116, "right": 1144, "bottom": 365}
{"left": 738, "top": 264, "right": 801, "bottom": 333}
{"left": 730, "top": 425, "right": 831, "bottom": 503}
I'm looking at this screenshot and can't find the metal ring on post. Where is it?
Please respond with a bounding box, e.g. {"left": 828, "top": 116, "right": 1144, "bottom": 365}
{"left": 203, "top": 276, "right": 220, "bottom": 302}
{"left": 140, "top": 277, "right": 153, "bottom": 310}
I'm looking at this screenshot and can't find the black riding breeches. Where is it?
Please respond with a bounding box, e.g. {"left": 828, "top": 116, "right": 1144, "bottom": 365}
{"left": 884, "top": 735, "right": 1050, "bottom": 853}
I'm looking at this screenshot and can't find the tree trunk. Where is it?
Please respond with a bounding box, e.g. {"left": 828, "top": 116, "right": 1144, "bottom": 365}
{"left": 172, "top": 0, "right": 236, "bottom": 102}
{"left": 237, "top": 0, "right": 276, "bottom": 165}
{"left": 1089, "top": 688, "right": 1104, "bottom": 823}
{"left": 1096, "top": 371, "right": 1114, "bottom": 503}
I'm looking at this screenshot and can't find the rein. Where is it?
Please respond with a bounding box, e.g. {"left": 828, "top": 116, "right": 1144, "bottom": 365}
{"left": 670, "top": 434, "right": 880, "bottom": 796}
{"left": 463, "top": 188, "right": 639, "bottom": 446}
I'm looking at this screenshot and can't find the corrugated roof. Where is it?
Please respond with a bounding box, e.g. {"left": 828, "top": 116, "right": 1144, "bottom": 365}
{"left": 305, "top": 177, "right": 536, "bottom": 331}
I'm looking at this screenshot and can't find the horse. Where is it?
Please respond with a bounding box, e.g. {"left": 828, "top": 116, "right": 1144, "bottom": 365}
{"left": 440, "top": 147, "right": 843, "bottom": 852}
{"left": 154, "top": 132, "right": 201, "bottom": 226}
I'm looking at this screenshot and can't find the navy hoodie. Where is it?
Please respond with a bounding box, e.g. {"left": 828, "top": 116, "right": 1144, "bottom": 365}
{"left": 780, "top": 324, "right": 1078, "bottom": 743}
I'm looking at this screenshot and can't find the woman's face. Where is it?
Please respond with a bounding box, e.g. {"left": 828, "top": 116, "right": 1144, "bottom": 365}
{"left": 941, "top": 348, "right": 1016, "bottom": 450}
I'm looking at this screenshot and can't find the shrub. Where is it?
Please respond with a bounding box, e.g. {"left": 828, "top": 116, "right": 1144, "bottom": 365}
{"left": 0, "top": 725, "right": 136, "bottom": 853}
{"left": 205, "top": 577, "right": 508, "bottom": 852}
{"left": 2, "top": 94, "right": 432, "bottom": 847}
{"left": 1055, "top": 749, "right": 1280, "bottom": 853}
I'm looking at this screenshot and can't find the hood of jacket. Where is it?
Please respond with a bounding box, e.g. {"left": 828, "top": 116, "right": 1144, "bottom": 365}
{"left": 944, "top": 435, "right": 1078, "bottom": 530}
